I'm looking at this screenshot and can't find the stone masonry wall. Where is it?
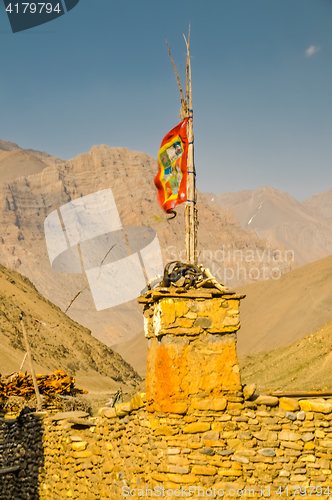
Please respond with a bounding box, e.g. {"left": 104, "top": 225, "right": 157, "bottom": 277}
{"left": 1, "top": 290, "right": 332, "bottom": 499}
{"left": 1, "top": 395, "right": 332, "bottom": 499}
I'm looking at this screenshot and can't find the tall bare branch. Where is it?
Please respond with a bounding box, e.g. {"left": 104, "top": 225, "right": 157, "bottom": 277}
{"left": 165, "top": 36, "right": 186, "bottom": 114}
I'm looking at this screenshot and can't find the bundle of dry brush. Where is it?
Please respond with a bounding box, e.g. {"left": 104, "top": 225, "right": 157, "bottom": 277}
{"left": 0, "top": 369, "right": 87, "bottom": 403}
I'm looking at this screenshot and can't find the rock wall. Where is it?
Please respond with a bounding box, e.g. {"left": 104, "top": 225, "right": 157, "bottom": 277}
{"left": 1, "top": 292, "right": 332, "bottom": 499}
{"left": 1, "top": 396, "right": 332, "bottom": 500}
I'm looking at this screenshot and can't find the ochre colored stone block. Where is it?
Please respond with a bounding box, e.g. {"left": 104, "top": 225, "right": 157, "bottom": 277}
{"left": 72, "top": 451, "right": 92, "bottom": 459}
{"left": 166, "top": 474, "right": 199, "bottom": 484}
{"left": 304, "top": 442, "right": 315, "bottom": 450}
{"left": 191, "top": 465, "right": 217, "bottom": 476}
{"left": 299, "top": 400, "right": 332, "bottom": 414}
{"left": 191, "top": 397, "right": 227, "bottom": 411}
{"left": 153, "top": 402, "right": 188, "bottom": 414}
{"left": 183, "top": 422, "right": 211, "bottom": 434}
{"left": 154, "top": 426, "right": 177, "bottom": 436}
{"left": 71, "top": 442, "right": 87, "bottom": 451}
{"left": 131, "top": 393, "right": 145, "bottom": 410}
{"left": 218, "top": 469, "right": 242, "bottom": 476}
{"left": 173, "top": 318, "right": 195, "bottom": 328}
{"left": 279, "top": 397, "right": 300, "bottom": 412}
{"left": 145, "top": 294, "right": 243, "bottom": 411}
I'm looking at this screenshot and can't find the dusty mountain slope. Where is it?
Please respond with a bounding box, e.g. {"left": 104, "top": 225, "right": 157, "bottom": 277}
{"left": 112, "top": 331, "right": 148, "bottom": 378}
{"left": 0, "top": 263, "right": 141, "bottom": 392}
{"left": 0, "top": 149, "right": 50, "bottom": 184}
{"left": 239, "top": 320, "right": 332, "bottom": 392}
{"left": 0, "top": 139, "right": 61, "bottom": 183}
{"left": 304, "top": 188, "right": 332, "bottom": 220}
{"left": 236, "top": 254, "right": 332, "bottom": 355}
{"left": 0, "top": 141, "right": 291, "bottom": 346}
{"left": 114, "top": 254, "right": 332, "bottom": 375}
{"left": 205, "top": 186, "right": 332, "bottom": 265}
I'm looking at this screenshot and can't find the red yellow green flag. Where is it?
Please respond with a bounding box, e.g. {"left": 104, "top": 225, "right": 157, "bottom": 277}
{"left": 154, "top": 118, "right": 189, "bottom": 213}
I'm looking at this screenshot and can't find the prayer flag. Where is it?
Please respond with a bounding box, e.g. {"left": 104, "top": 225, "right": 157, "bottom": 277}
{"left": 154, "top": 118, "right": 189, "bottom": 213}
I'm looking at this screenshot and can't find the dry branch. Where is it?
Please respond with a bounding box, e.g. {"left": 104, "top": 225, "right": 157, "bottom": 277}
{"left": 165, "top": 37, "right": 187, "bottom": 117}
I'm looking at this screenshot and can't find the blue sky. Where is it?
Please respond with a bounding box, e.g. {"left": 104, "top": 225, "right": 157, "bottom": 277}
{"left": 1, "top": 0, "right": 331, "bottom": 200}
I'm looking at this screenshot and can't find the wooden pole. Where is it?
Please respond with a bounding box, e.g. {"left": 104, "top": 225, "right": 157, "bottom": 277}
{"left": 20, "top": 316, "right": 42, "bottom": 410}
{"left": 166, "top": 30, "right": 198, "bottom": 265}
{"left": 184, "top": 30, "right": 197, "bottom": 265}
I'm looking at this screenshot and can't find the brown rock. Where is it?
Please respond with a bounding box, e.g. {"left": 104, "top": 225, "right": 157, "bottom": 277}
{"left": 278, "top": 431, "right": 302, "bottom": 441}
{"left": 154, "top": 426, "right": 177, "bottom": 436}
{"left": 253, "top": 395, "right": 279, "bottom": 406}
{"left": 243, "top": 384, "right": 256, "bottom": 401}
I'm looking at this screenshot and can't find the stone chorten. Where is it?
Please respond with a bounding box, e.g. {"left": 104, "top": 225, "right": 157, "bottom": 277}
{"left": 139, "top": 285, "right": 245, "bottom": 414}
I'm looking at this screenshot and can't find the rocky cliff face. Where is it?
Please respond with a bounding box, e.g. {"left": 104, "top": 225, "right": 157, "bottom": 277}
{"left": 0, "top": 142, "right": 292, "bottom": 345}
{"left": 205, "top": 186, "right": 332, "bottom": 265}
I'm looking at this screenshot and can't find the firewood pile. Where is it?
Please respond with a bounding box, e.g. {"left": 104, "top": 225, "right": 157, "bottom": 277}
{"left": 0, "top": 370, "right": 86, "bottom": 403}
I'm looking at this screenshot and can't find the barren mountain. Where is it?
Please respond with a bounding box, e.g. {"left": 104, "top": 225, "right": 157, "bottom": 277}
{"left": 0, "top": 263, "right": 141, "bottom": 392}
{"left": 0, "top": 140, "right": 292, "bottom": 346}
{"left": 205, "top": 186, "right": 332, "bottom": 265}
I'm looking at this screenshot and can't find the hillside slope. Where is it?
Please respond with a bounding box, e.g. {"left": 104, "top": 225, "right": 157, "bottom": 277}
{"left": 236, "top": 254, "right": 332, "bottom": 355}
{"left": 0, "top": 263, "right": 141, "bottom": 392}
{"left": 239, "top": 320, "right": 332, "bottom": 392}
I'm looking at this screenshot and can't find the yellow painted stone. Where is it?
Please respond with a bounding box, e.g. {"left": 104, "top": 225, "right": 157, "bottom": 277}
{"left": 151, "top": 472, "right": 167, "bottom": 482}
{"left": 191, "top": 465, "right": 217, "bottom": 476}
{"left": 72, "top": 451, "right": 92, "bottom": 459}
{"left": 173, "top": 300, "right": 190, "bottom": 318}
{"left": 166, "top": 474, "right": 199, "bottom": 484}
{"left": 146, "top": 295, "right": 243, "bottom": 409}
{"left": 131, "top": 393, "right": 145, "bottom": 410}
{"left": 212, "top": 423, "right": 226, "bottom": 431}
{"left": 183, "top": 422, "right": 211, "bottom": 434}
{"left": 279, "top": 397, "right": 300, "bottom": 412}
{"left": 218, "top": 470, "right": 242, "bottom": 476}
{"left": 159, "top": 300, "right": 176, "bottom": 324}
{"left": 71, "top": 442, "right": 87, "bottom": 451}
{"left": 300, "top": 455, "right": 316, "bottom": 462}
{"left": 158, "top": 402, "right": 188, "bottom": 414}
{"left": 173, "top": 318, "right": 194, "bottom": 328}
{"left": 154, "top": 426, "right": 177, "bottom": 436}
{"left": 204, "top": 440, "right": 227, "bottom": 448}
{"left": 299, "top": 400, "right": 312, "bottom": 412}
{"left": 185, "top": 312, "right": 197, "bottom": 320}
{"left": 299, "top": 400, "right": 332, "bottom": 413}
{"left": 191, "top": 397, "right": 227, "bottom": 411}
{"left": 304, "top": 442, "right": 315, "bottom": 450}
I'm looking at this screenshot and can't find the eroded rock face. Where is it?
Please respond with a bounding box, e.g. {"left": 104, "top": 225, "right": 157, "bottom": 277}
{"left": 0, "top": 144, "right": 292, "bottom": 346}
{"left": 143, "top": 290, "right": 243, "bottom": 413}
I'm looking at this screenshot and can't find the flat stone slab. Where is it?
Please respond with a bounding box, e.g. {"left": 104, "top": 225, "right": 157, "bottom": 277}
{"left": 0, "top": 466, "right": 20, "bottom": 475}
{"left": 67, "top": 418, "right": 95, "bottom": 427}
{"left": 50, "top": 411, "right": 89, "bottom": 421}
